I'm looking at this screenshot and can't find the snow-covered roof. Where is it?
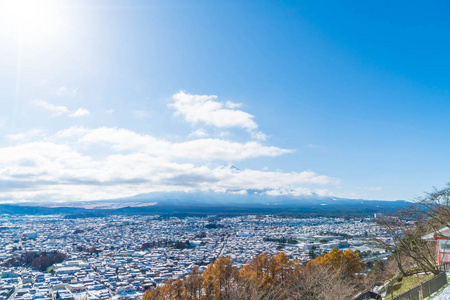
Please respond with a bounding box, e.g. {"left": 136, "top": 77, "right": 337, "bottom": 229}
{"left": 422, "top": 227, "right": 450, "bottom": 240}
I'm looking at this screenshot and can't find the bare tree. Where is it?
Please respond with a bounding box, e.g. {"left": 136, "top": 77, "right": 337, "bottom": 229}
{"left": 375, "top": 196, "right": 441, "bottom": 276}
{"left": 413, "top": 184, "right": 450, "bottom": 233}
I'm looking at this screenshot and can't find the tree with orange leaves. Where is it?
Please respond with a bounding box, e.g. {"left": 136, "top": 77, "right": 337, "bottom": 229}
{"left": 239, "top": 252, "right": 297, "bottom": 299}
{"left": 202, "top": 257, "right": 237, "bottom": 300}
{"left": 307, "top": 247, "right": 365, "bottom": 278}
{"left": 182, "top": 266, "right": 203, "bottom": 300}
{"left": 142, "top": 278, "right": 184, "bottom": 300}
{"left": 239, "top": 253, "right": 272, "bottom": 290}
{"left": 142, "top": 251, "right": 363, "bottom": 300}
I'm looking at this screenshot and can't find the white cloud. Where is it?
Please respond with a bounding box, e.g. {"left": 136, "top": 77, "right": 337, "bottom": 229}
{"left": 0, "top": 126, "right": 338, "bottom": 202}
{"left": 55, "top": 86, "right": 78, "bottom": 97}
{"left": 315, "top": 189, "right": 336, "bottom": 197}
{"left": 58, "top": 127, "right": 292, "bottom": 161}
{"left": 230, "top": 189, "right": 248, "bottom": 195}
{"left": 33, "top": 100, "right": 70, "bottom": 116}
{"left": 105, "top": 109, "right": 114, "bottom": 114}
{"left": 69, "top": 108, "right": 90, "bottom": 117}
{"left": 189, "top": 128, "right": 208, "bottom": 138}
{"left": 8, "top": 93, "right": 342, "bottom": 202}
{"left": 171, "top": 91, "right": 258, "bottom": 130}
{"left": 225, "top": 101, "right": 242, "bottom": 109}
{"left": 7, "top": 129, "right": 45, "bottom": 141}
{"left": 218, "top": 131, "right": 230, "bottom": 138}
{"left": 265, "top": 188, "right": 313, "bottom": 197}
{"left": 210, "top": 167, "right": 338, "bottom": 190}
{"left": 32, "top": 100, "right": 89, "bottom": 118}
{"left": 252, "top": 131, "right": 268, "bottom": 141}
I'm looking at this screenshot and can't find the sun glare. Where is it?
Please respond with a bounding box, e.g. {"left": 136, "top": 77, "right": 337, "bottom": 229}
{"left": 0, "top": 0, "right": 62, "bottom": 43}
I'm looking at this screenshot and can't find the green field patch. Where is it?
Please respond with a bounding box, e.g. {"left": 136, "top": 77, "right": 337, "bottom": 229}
{"left": 384, "top": 274, "right": 434, "bottom": 300}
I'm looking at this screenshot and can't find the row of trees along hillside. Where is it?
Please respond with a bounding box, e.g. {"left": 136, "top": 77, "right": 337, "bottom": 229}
{"left": 142, "top": 249, "right": 370, "bottom": 300}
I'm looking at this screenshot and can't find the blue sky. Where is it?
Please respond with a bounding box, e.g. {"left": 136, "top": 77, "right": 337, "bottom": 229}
{"left": 0, "top": 0, "right": 449, "bottom": 202}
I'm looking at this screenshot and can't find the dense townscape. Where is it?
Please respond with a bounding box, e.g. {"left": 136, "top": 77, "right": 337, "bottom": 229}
{"left": 0, "top": 214, "right": 390, "bottom": 300}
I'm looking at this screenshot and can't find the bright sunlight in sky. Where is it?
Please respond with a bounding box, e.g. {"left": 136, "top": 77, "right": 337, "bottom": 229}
{"left": 0, "top": 0, "right": 449, "bottom": 203}
{"left": 0, "top": 0, "right": 62, "bottom": 44}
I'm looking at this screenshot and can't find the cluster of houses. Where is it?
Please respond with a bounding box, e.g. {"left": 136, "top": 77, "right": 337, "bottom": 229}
{"left": 0, "top": 214, "right": 388, "bottom": 299}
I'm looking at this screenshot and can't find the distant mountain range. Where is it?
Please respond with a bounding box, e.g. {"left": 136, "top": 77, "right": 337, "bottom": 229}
{"left": 0, "top": 191, "right": 411, "bottom": 218}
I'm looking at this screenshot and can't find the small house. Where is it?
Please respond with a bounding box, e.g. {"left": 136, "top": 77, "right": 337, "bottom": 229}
{"left": 422, "top": 227, "right": 450, "bottom": 270}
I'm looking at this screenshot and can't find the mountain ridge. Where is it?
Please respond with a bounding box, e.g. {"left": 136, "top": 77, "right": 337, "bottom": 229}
{"left": 0, "top": 191, "right": 411, "bottom": 218}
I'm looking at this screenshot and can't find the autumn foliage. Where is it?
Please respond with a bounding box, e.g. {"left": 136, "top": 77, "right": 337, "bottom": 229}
{"left": 142, "top": 249, "right": 365, "bottom": 300}
{"left": 3, "top": 251, "right": 67, "bottom": 272}
{"left": 306, "top": 247, "right": 365, "bottom": 277}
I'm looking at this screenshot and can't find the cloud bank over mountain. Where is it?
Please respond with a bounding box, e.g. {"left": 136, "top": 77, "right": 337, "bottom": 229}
{"left": 0, "top": 91, "right": 341, "bottom": 202}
